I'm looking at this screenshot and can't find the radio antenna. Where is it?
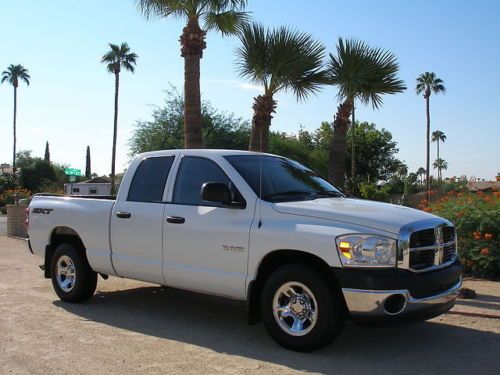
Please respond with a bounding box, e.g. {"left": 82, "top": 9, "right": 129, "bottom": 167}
{"left": 258, "top": 128, "right": 263, "bottom": 228}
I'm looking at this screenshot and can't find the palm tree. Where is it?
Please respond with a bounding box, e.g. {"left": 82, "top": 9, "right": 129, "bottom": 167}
{"left": 416, "top": 72, "right": 446, "bottom": 200}
{"left": 433, "top": 158, "right": 448, "bottom": 182}
{"left": 417, "top": 167, "right": 426, "bottom": 186}
{"left": 137, "top": 0, "right": 249, "bottom": 149}
{"left": 1, "top": 64, "right": 30, "bottom": 173}
{"left": 327, "top": 38, "right": 406, "bottom": 190}
{"left": 236, "top": 23, "right": 326, "bottom": 152}
{"left": 432, "top": 130, "right": 446, "bottom": 189}
{"left": 102, "top": 42, "right": 138, "bottom": 194}
{"left": 431, "top": 130, "right": 446, "bottom": 167}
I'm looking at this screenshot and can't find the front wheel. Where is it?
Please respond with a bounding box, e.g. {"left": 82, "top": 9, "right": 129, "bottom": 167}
{"left": 51, "top": 243, "right": 97, "bottom": 302}
{"left": 260, "top": 265, "right": 345, "bottom": 351}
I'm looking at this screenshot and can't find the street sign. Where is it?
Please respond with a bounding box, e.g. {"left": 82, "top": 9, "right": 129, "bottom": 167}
{"left": 69, "top": 175, "right": 76, "bottom": 182}
{"left": 64, "top": 168, "right": 81, "bottom": 176}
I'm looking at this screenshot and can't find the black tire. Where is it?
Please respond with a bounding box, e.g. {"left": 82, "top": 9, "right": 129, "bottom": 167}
{"left": 51, "top": 243, "right": 97, "bottom": 302}
{"left": 260, "top": 264, "right": 345, "bottom": 352}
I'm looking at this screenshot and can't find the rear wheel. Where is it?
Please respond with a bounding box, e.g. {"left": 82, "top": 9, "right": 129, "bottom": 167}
{"left": 260, "top": 264, "right": 345, "bottom": 351}
{"left": 51, "top": 243, "right": 97, "bottom": 302}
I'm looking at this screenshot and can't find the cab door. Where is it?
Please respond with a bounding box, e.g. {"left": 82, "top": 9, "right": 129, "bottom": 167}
{"left": 110, "top": 155, "right": 175, "bottom": 284}
{"left": 162, "top": 156, "right": 256, "bottom": 299}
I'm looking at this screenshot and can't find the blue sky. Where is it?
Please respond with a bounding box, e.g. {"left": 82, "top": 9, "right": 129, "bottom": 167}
{"left": 1, "top": 0, "right": 499, "bottom": 179}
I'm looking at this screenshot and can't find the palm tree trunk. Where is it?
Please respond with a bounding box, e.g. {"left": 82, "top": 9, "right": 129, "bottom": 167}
{"left": 181, "top": 17, "right": 206, "bottom": 149}
{"left": 328, "top": 101, "right": 353, "bottom": 191}
{"left": 111, "top": 72, "right": 119, "bottom": 195}
{"left": 425, "top": 96, "right": 431, "bottom": 201}
{"left": 12, "top": 86, "right": 17, "bottom": 173}
{"left": 249, "top": 95, "right": 276, "bottom": 152}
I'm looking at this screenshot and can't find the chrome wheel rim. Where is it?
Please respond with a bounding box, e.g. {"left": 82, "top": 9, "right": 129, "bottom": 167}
{"left": 56, "top": 255, "right": 76, "bottom": 292}
{"left": 272, "top": 281, "right": 318, "bottom": 336}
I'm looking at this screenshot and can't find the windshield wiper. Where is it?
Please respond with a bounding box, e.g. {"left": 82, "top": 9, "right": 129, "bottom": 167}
{"left": 262, "top": 190, "right": 316, "bottom": 201}
{"left": 313, "top": 191, "right": 344, "bottom": 198}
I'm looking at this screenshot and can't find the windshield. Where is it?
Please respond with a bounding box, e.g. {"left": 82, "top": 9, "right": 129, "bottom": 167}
{"left": 224, "top": 155, "right": 344, "bottom": 202}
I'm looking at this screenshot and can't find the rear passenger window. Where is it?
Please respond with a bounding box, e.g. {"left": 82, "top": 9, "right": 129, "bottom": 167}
{"left": 173, "top": 156, "right": 230, "bottom": 206}
{"left": 127, "top": 156, "right": 174, "bottom": 203}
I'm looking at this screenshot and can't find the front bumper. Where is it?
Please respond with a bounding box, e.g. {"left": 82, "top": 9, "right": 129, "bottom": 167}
{"left": 333, "top": 259, "right": 462, "bottom": 325}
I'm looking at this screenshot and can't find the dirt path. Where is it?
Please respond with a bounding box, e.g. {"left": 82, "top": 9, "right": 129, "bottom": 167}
{"left": 0, "top": 236, "right": 499, "bottom": 375}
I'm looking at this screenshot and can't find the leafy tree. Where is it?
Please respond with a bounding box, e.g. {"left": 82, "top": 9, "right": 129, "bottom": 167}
{"left": 1, "top": 64, "right": 30, "bottom": 172}
{"left": 345, "top": 122, "right": 402, "bottom": 184}
{"left": 137, "top": 0, "right": 249, "bottom": 149}
{"left": 15, "top": 151, "right": 67, "bottom": 193}
{"left": 129, "top": 90, "right": 250, "bottom": 155}
{"left": 236, "top": 23, "right": 326, "bottom": 152}
{"left": 327, "top": 38, "right": 405, "bottom": 190}
{"left": 85, "top": 146, "right": 91, "bottom": 178}
{"left": 44, "top": 141, "right": 50, "bottom": 162}
{"left": 101, "top": 42, "right": 138, "bottom": 193}
{"left": 416, "top": 72, "right": 446, "bottom": 200}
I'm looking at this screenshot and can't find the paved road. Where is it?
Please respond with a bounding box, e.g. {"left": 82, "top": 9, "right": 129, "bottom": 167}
{"left": 1, "top": 236, "right": 499, "bottom": 375}
{"left": 0, "top": 215, "right": 6, "bottom": 236}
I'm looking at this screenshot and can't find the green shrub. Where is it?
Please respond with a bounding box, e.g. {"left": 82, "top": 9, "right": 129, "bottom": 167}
{"left": 430, "top": 191, "right": 500, "bottom": 278}
{"left": 359, "top": 182, "right": 391, "bottom": 202}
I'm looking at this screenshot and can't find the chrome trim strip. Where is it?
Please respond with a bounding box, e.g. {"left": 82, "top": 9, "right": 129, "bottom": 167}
{"left": 342, "top": 278, "right": 462, "bottom": 316}
{"left": 408, "top": 240, "right": 456, "bottom": 252}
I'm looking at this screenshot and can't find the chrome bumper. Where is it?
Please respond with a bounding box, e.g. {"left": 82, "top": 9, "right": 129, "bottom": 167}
{"left": 342, "top": 278, "right": 462, "bottom": 317}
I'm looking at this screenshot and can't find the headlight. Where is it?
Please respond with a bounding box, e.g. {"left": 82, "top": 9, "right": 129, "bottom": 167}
{"left": 336, "top": 234, "right": 397, "bottom": 267}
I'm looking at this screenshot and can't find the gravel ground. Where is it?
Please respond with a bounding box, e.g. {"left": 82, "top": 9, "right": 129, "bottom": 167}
{"left": 0, "top": 236, "right": 499, "bottom": 375}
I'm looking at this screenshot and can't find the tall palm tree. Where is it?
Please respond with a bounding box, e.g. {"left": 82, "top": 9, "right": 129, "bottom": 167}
{"left": 236, "top": 23, "right": 326, "bottom": 152}
{"left": 102, "top": 43, "right": 138, "bottom": 194}
{"left": 1, "top": 64, "right": 30, "bottom": 173}
{"left": 416, "top": 72, "right": 445, "bottom": 200}
{"left": 327, "top": 38, "right": 406, "bottom": 190}
{"left": 433, "top": 158, "right": 448, "bottom": 181}
{"left": 137, "top": 0, "right": 249, "bottom": 149}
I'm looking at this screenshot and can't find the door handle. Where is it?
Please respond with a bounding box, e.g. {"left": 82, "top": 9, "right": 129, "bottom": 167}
{"left": 116, "top": 211, "right": 131, "bottom": 219}
{"left": 166, "top": 216, "right": 185, "bottom": 224}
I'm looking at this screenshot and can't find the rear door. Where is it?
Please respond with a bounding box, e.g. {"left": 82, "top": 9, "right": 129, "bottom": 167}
{"left": 162, "top": 155, "right": 256, "bottom": 299}
{"left": 110, "top": 155, "right": 175, "bottom": 284}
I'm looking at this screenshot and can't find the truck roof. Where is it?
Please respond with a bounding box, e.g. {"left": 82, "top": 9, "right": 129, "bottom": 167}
{"left": 136, "top": 149, "right": 276, "bottom": 159}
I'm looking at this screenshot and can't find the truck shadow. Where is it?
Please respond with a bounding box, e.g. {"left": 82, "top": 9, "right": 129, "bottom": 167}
{"left": 54, "top": 285, "right": 500, "bottom": 375}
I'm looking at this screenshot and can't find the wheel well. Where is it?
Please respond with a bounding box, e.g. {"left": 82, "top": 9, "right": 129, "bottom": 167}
{"left": 247, "top": 249, "right": 345, "bottom": 325}
{"left": 44, "top": 227, "right": 85, "bottom": 278}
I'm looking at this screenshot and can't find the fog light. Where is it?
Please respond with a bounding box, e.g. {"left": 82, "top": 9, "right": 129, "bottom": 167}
{"left": 384, "top": 294, "right": 406, "bottom": 315}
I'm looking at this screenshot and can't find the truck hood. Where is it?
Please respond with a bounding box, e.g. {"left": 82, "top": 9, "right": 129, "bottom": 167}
{"left": 272, "top": 198, "right": 438, "bottom": 235}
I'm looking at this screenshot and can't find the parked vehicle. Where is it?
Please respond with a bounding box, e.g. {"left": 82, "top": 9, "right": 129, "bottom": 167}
{"left": 26, "top": 150, "right": 462, "bottom": 351}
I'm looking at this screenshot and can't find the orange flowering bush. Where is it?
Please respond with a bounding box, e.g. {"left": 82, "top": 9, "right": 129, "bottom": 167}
{"left": 0, "top": 189, "right": 31, "bottom": 206}
{"left": 430, "top": 191, "right": 500, "bottom": 278}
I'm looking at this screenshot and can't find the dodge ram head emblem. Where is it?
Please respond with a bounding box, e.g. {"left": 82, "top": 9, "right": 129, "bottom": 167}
{"left": 434, "top": 227, "right": 444, "bottom": 265}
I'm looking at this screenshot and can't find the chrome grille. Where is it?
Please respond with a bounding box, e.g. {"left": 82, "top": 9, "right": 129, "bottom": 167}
{"left": 398, "top": 219, "right": 457, "bottom": 273}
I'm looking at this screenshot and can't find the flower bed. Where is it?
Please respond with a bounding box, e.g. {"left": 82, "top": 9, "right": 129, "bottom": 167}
{"left": 427, "top": 191, "right": 500, "bottom": 278}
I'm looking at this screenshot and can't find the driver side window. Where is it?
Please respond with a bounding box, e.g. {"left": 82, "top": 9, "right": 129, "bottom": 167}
{"left": 173, "top": 156, "right": 233, "bottom": 207}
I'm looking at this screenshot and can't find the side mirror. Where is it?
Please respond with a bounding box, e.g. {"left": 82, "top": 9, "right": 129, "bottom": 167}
{"left": 201, "top": 182, "right": 246, "bottom": 209}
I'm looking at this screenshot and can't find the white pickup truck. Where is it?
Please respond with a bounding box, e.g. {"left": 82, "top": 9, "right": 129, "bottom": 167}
{"left": 27, "top": 149, "right": 462, "bottom": 351}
